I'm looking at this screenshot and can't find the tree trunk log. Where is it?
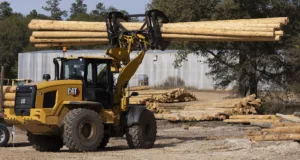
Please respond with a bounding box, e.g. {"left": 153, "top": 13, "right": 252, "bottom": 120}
{"left": 276, "top": 114, "right": 300, "bottom": 123}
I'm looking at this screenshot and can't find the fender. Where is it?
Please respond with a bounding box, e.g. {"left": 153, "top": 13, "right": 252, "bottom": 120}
{"left": 60, "top": 101, "right": 104, "bottom": 114}
{"left": 122, "top": 105, "right": 147, "bottom": 126}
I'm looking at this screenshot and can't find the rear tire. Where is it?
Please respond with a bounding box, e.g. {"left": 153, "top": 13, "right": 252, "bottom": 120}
{"left": 27, "top": 132, "right": 63, "bottom": 152}
{"left": 0, "top": 124, "right": 10, "bottom": 147}
{"left": 126, "top": 109, "right": 157, "bottom": 149}
{"left": 63, "top": 108, "right": 104, "bottom": 152}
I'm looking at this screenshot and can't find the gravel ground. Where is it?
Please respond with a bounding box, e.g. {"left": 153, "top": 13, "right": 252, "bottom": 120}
{"left": 1, "top": 121, "right": 300, "bottom": 160}
{"left": 1, "top": 91, "right": 299, "bottom": 160}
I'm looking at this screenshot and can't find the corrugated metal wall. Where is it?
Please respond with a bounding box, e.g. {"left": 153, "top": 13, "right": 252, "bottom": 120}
{"left": 18, "top": 50, "right": 215, "bottom": 89}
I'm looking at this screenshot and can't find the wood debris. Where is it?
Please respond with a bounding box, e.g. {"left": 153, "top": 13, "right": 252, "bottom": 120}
{"left": 224, "top": 113, "right": 300, "bottom": 142}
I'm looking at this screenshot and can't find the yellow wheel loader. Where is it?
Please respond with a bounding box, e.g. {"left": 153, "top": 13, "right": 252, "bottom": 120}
{"left": 3, "top": 10, "right": 169, "bottom": 152}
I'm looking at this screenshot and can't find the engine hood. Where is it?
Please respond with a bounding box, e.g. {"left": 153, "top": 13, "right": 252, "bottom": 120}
{"left": 31, "top": 80, "right": 83, "bottom": 90}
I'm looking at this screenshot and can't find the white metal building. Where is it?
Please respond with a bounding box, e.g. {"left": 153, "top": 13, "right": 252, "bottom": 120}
{"left": 18, "top": 50, "right": 215, "bottom": 89}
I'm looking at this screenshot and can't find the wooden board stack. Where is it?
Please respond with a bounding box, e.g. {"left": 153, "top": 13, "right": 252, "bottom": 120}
{"left": 224, "top": 113, "right": 300, "bottom": 142}
{"left": 27, "top": 17, "right": 289, "bottom": 48}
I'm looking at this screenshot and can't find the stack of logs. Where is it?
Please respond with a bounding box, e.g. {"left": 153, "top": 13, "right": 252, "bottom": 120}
{"left": 130, "top": 87, "right": 262, "bottom": 122}
{"left": 224, "top": 113, "right": 300, "bottom": 141}
{"left": 129, "top": 88, "right": 197, "bottom": 104}
{"left": 2, "top": 86, "right": 16, "bottom": 108}
{"left": 27, "top": 17, "right": 289, "bottom": 48}
{"left": 151, "top": 95, "right": 261, "bottom": 122}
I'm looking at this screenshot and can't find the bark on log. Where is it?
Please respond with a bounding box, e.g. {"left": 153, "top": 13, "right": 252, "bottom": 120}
{"left": 206, "top": 17, "right": 289, "bottom": 25}
{"left": 3, "top": 101, "right": 15, "bottom": 108}
{"left": 262, "top": 126, "right": 300, "bottom": 133}
{"left": 32, "top": 31, "right": 108, "bottom": 38}
{"left": 34, "top": 43, "right": 100, "bottom": 48}
{"left": 3, "top": 86, "right": 16, "bottom": 93}
{"left": 4, "top": 93, "right": 15, "bottom": 101}
{"left": 28, "top": 19, "right": 285, "bottom": 32}
{"left": 272, "top": 122, "right": 300, "bottom": 127}
{"left": 249, "top": 133, "right": 300, "bottom": 141}
{"left": 276, "top": 114, "right": 300, "bottom": 123}
{"left": 30, "top": 36, "right": 109, "bottom": 43}
{"left": 293, "top": 112, "right": 300, "bottom": 117}
{"left": 250, "top": 122, "right": 273, "bottom": 128}
{"left": 230, "top": 115, "right": 277, "bottom": 119}
{"left": 224, "top": 119, "right": 280, "bottom": 123}
{"left": 160, "top": 28, "right": 274, "bottom": 37}
{"left": 163, "top": 34, "right": 280, "bottom": 41}
{"left": 168, "top": 23, "right": 282, "bottom": 29}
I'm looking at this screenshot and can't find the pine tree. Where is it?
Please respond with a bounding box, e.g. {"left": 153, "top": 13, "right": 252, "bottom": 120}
{"left": 0, "top": 1, "right": 13, "bottom": 19}
{"left": 150, "top": 0, "right": 300, "bottom": 97}
{"left": 70, "top": 0, "right": 87, "bottom": 19}
{"left": 42, "top": 0, "right": 67, "bottom": 20}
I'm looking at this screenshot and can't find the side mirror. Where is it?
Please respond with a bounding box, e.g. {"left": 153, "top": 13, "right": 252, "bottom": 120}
{"left": 43, "top": 74, "right": 51, "bottom": 81}
{"left": 130, "top": 92, "right": 139, "bottom": 97}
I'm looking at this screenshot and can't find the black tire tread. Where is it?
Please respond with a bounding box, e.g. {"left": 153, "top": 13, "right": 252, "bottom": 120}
{"left": 27, "top": 132, "right": 63, "bottom": 152}
{"left": 126, "top": 125, "right": 140, "bottom": 148}
{"left": 126, "top": 110, "right": 157, "bottom": 149}
{"left": 98, "top": 135, "right": 110, "bottom": 149}
{"left": 63, "top": 108, "right": 104, "bottom": 152}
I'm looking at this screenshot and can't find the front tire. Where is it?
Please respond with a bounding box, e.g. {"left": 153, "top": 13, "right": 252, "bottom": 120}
{"left": 126, "top": 109, "right": 157, "bottom": 149}
{"left": 63, "top": 108, "right": 104, "bottom": 152}
{"left": 98, "top": 135, "right": 110, "bottom": 149}
{"left": 27, "top": 132, "right": 63, "bottom": 152}
{"left": 0, "top": 124, "right": 10, "bottom": 147}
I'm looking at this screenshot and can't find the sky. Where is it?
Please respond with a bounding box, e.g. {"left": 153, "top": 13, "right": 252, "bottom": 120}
{"left": 1, "top": 0, "right": 150, "bottom": 16}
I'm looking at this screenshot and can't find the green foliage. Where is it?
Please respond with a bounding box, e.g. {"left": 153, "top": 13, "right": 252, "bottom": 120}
{"left": 27, "top": 9, "right": 50, "bottom": 19}
{"left": 150, "top": 0, "right": 220, "bottom": 22}
{"left": 150, "top": 0, "right": 300, "bottom": 97}
{"left": 70, "top": 0, "right": 87, "bottom": 19}
{"left": 42, "top": 0, "right": 67, "bottom": 20}
{"left": 0, "top": 14, "right": 32, "bottom": 78}
{"left": 0, "top": 1, "right": 13, "bottom": 19}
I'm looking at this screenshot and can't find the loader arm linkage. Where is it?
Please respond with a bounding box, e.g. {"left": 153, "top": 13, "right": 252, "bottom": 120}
{"left": 104, "top": 10, "right": 170, "bottom": 107}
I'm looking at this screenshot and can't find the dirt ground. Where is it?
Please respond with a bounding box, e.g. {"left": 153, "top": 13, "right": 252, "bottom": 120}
{"left": 1, "top": 91, "right": 300, "bottom": 160}
{"left": 1, "top": 121, "right": 300, "bottom": 160}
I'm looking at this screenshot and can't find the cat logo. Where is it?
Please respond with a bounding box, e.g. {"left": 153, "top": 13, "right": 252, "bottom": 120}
{"left": 21, "top": 98, "right": 26, "bottom": 104}
{"left": 68, "top": 88, "right": 80, "bottom": 97}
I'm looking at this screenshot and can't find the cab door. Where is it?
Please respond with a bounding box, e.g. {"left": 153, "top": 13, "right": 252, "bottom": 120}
{"left": 85, "top": 59, "right": 113, "bottom": 109}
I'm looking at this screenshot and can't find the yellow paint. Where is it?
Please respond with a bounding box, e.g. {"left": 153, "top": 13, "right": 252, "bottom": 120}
{"left": 99, "top": 110, "right": 115, "bottom": 124}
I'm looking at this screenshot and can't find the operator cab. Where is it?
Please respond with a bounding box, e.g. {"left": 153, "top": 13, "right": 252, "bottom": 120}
{"left": 54, "top": 57, "right": 114, "bottom": 109}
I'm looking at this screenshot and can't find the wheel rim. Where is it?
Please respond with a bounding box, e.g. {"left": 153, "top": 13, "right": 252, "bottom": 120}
{"left": 79, "top": 120, "right": 96, "bottom": 141}
{"left": 0, "top": 129, "right": 5, "bottom": 143}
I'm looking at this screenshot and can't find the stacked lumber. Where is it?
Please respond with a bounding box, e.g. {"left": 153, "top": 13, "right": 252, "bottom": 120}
{"left": 225, "top": 113, "right": 300, "bottom": 142}
{"left": 147, "top": 94, "right": 261, "bottom": 122}
{"left": 28, "top": 17, "right": 289, "bottom": 48}
{"left": 2, "top": 86, "right": 16, "bottom": 108}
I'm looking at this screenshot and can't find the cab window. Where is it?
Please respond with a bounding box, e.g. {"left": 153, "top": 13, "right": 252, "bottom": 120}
{"left": 97, "top": 63, "right": 108, "bottom": 87}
